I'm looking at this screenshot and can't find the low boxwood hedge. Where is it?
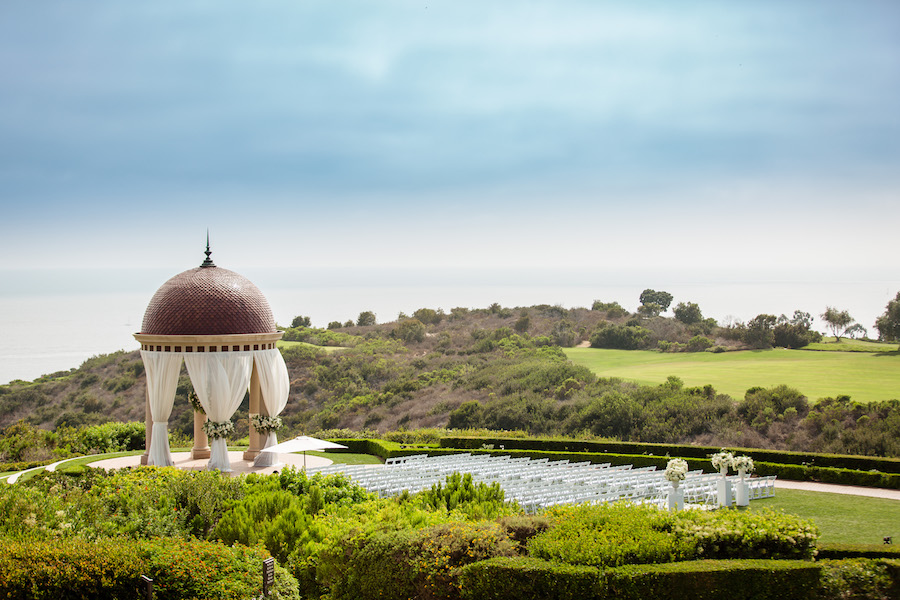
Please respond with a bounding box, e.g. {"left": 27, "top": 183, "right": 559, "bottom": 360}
{"left": 816, "top": 543, "right": 900, "bottom": 560}
{"left": 458, "top": 557, "right": 821, "bottom": 600}
{"left": 439, "top": 436, "right": 900, "bottom": 474}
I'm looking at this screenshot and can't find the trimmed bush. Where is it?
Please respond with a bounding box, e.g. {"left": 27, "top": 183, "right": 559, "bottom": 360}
{"left": 458, "top": 558, "right": 821, "bottom": 600}
{"left": 817, "top": 543, "right": 900, "bottom": 560}
{"left": 458, "top": 556, "right": 602, "bottom": 600}
{"left": 0, "top": 537, "right": 299, "bottom": 600}
{"left": 604, "top": 559, "right": 821, "bottom": 600}
{"left": 819, "top": 558, "right": 900, "bottom": 600}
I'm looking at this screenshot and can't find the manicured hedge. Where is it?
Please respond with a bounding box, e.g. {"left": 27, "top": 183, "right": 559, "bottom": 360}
{"left": 458, "top": 557, "right": 821, "bottom": 600}
{"left": 0, "top": 537, "right": 299, "bottom": 600}
{"left": 817, "top": 543, "right": 900, "bottom": 560}
{"left": 439, "top": 436, "right": 900, "bottom": 474}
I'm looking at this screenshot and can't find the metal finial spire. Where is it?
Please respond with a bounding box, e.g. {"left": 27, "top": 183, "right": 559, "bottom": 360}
{"left": 200, "top": 230, "right": 216, "bottom": 267}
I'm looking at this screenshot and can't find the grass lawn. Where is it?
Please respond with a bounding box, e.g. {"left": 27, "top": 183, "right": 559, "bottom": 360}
{"left": 564, "top": 347, "right": 900, "bottom": 402}
{"left": 805, "top": 337, "right": 898, "bottom": 352}
{"left": 277, "top": 340, "right": 346, "bottom": 353}
{"left": 749, "top": 488, "right": 900, "bottom": 545}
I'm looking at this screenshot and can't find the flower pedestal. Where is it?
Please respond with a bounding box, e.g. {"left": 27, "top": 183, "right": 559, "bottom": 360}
{"left": 734, "top": 470, "right": 750, "bottom": 506}
{"left": 717, "top": 471, "right": 732, "bottom": 508}
{"left": 668, "top": 481, "right": 684, "bottom": 511}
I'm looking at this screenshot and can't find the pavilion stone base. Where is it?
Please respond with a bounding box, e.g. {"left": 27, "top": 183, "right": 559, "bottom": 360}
{"left": 242, "top": 449, "right": 260, "bottom": 461}
{"left": 191, "top": 448, "right": 211, "bottom": 459}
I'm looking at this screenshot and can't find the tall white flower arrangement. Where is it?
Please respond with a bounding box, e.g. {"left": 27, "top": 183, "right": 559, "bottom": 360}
{"left": 711, "top": 450, "right": 735, "bottom": 474}
{"left": 665, "top": 458, "right": 689, "bottom": 484}
{"left": 733, "top": 455, "right": 755, "bottom": 475}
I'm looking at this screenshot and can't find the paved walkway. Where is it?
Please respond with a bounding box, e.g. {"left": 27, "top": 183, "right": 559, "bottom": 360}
{"left": 86, "top": 451, "right": 334, "bottom": 475}
{"left": 776, "top": 478, "right": 900, "bottom": 500}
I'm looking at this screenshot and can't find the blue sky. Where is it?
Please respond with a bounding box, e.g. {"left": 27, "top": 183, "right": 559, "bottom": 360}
{"left": 1, "top": 1, "right": 899, "bottom": 277}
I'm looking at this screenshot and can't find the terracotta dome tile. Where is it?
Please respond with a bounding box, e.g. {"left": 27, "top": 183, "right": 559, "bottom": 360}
{"left": 141, "top": 266, "right": 276, "bottom": 336}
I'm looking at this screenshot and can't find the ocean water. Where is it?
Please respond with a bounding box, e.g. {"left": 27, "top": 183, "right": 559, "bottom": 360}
{"left": 1, "top": 266, "right": 896, "bottom": 385}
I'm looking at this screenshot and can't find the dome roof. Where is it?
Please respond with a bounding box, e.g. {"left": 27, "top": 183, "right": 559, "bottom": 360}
{"left": 141, "top": 264, "right": 277, "bottom": 336}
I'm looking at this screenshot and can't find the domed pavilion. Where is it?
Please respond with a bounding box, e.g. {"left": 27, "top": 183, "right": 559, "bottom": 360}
{"left": 134, "top": 241, "right": 290, "bottom": 471}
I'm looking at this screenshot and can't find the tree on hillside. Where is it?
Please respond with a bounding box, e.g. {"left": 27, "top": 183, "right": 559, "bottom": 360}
{"left": 413, "top": 308, "right": 444, "bottom": 325}
{"left": 820, "top": 307, "right": 855, "bottom": 341}
{"left": 638, "top": 289, "right": 673, "bottom": 317}
{"left": 673, "top": 302, "right": 703, "bottom": 325}
{"left": 356, "top": 311, "right": 376, "bottom": 327}
{"left": 875, "top": 291, "right": 900, "bottom": 348}
{"left": 773, "top": 310, "right": 821, "bottom": 349}
{"left": 395, "top": 318, "right": 426, "bottom": 342}
{"left": 291, "top": 315, "right": 311, "bottom": 328}
{"left": 744, "top": 314, "right": 777, "bottom": 348}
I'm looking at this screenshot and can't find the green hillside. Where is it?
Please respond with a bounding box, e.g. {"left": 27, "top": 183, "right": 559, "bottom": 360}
{"left": 564, "top": 347, "right": 900, "bottom": 403}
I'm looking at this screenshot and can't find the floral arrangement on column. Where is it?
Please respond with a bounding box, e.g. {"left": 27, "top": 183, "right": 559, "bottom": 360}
{"left": 733, "top": 455, "right": 754, "bottom": 478}
{"left": 250, "top": 414, "right": 283, "bottom": 434}
{"left": 665, "top": 458, "right": 688, "bottom": 487}
{"left": 188, "top": 391, "right": 205, "bottom": 414}
{"left": 665, "top": 458, "right": 688, "bottom": 511}
{"left": 711, "top": 450, "right": 735, "bottom": 476}
{"left": 202, "top": 419, "right": 234, "bottom": 440}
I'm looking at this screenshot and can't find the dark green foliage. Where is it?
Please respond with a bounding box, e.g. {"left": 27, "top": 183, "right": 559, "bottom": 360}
{"left": 448, "top": 401, "right": 483, "bottom": 429}
{"left": 459, "top": 557, "right": 824, "bottom": 600}
{"left": 685, "top": 335, "right": 714, "bottom": 352}
{"left": 0, "top": 537, "right": 300, "bottom": 600}
{"left": 327, "top": 320, "right": 343, "bottom": 329}
{"left": 419, "top": 472, "right": 505, "bottom": 515}
{"left": 458, "top": 556, "right": 602, "bottom": 600}
{"left": 413, "top": 307, "right": 445, "bottom": 325}
{"left": 738, "top": 385, "right": 809, "bottom": 434}
{"left": 357, "top": 311, "right": 377, "bottom": 326}
{"left": 590, "top": 324, "right": 651, "bottom": 349}
{"left": 875, "top": 291, "right": 900, "bottom": 345}
{"left": 744, "top": 314, "right": 778, "bottom": 348}
{"left": 639, "top": 289, "right": 674, "bottom": 314}
{"left": 396, "top": 318, "right": 427, "bottom": 342}
{"left": 514, "top": 314, "right": 531, "bottom": 333}
{"left": 291, "top": 315, "right": 312, "bottom": 328}
{"left": 673, "top": 302, "right": 703, "bottom": 325}
{"left": 773, "top": 311, "right": 822, "bottom": 348}
{"left": 819, "top": 558, "right": 900, "bottom": 600}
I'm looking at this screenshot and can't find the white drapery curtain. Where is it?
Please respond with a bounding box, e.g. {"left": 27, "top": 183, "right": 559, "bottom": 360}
{"left": 252, "top": 349, "right": 291, "bottom": 467}
{"left": 184, "top": 352, "right": 253, "bottom": 472}
{"left": 141, "top": 351, "right": 183, "bottom": 467}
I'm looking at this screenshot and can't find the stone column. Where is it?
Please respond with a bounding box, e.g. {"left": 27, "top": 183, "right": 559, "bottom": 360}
{"left": 141, "top": 387, "right": 151, "bottom": 465}
{"left": 243, "top": 361, "right": 263, "bottom": 461}
{"left": 191, "top": 411, "right": 210, "bottom": 459}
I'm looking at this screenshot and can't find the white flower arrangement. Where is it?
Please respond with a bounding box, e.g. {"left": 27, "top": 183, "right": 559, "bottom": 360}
{"left": 251, "top": 414, "right": 283, "bottom": 433}
{"left": 202, "top": 419, "right": 234, "bottom": 440}
{"left": 710, "top": 450, "right": 735, "bottom": 473}
{"left": 733, "top": 455, "right": 755, "bottom": 474}
{"left": 665, "top": 458, "right": 689, "bottom": 483}
{"left": 188, "top": 391, "right": 205, "bottom": 414}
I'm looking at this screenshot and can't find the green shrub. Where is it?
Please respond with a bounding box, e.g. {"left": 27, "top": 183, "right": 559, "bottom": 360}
{"left": 419, "top": 472, "right": 507, "bottom": 518}
{"left": 590, "top": 325, "right": 651, "bottom": 350}
{"left": 819, "top": 558, "right": 899, "bottom": 600}
{"left": 458, "top": 556, "right": 601, "bottom": 600}
{"left": 528, "top": 504, "right": 694, "bottom": 568}
{"left": 0, "top": 537, "right": 300, "bottom": 600}
{"left": 458, "top": 558, "right": 822, "bottom": 600}
{"left": 674, "top": 508, "right": 818, "bottom": 560}
{"left": 603, "top": 559, "right": 821, "bottom": 600}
